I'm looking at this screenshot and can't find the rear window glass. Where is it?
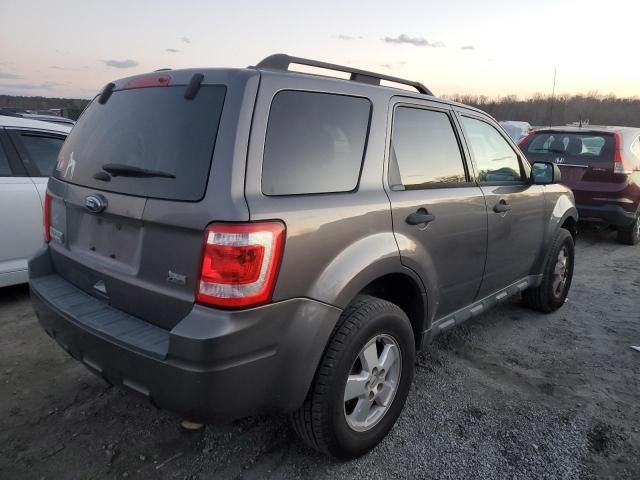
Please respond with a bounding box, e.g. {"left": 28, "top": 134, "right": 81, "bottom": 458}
{"left": 262, "top": 91, "right": 371, "bottom": 196}
{"left": 523, "top": 132, "right": 614, "bottom": 166}
{"left": 55, "top": 85, "right": 226, "bottom": 201}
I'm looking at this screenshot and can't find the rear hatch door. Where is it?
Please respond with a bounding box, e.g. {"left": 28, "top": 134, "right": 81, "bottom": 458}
{"left": 46, "top": 71, "right": 249, "bottom": 330}
{"left": 521, "top": 130, "right": 616, "bottom": 201}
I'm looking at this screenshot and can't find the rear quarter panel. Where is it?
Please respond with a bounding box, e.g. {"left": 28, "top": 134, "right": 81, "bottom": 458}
{"left": 243, "top": 72, "right": 416, "bottom": 309}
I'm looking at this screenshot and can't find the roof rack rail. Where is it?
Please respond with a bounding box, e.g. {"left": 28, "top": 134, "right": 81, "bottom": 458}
{"left": 253, "top": 53, "right": 433, "bottom": 96}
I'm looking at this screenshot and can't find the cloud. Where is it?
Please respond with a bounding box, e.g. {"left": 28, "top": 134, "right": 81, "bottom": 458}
{"left": 103, "top": 59, "right": 139, "bottom": 68}
{"left": 181, "top": 36, "right": 191, "bottom": 44}
{"left": 50, "top": 65, "right": 65, "bottom": 70}
{"left": 0, "top": 72, "right": 21, "bottom": 79}
{"left": 383, "top": 34, "right": 446, "bottom": 48}
{"left": 166, "top": 48, "right": 179, "bottom": 53}
{"left": 0, "top": 81, "right": 61, "bottom": 91}
{"left": 336, "top": 34, "right": 363, "bottom": 41}
{"left": 380, "top": 63, "right": 392, "bottom": 69}
{"left": 461, "top": 45, "right": 475, "bottom": 50}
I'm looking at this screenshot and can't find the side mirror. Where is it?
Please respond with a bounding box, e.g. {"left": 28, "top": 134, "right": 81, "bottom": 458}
{"left": 531, "top": 161, "right": 562, "bottom": 185}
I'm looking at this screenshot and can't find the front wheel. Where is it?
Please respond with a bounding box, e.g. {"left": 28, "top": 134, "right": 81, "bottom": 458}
{"left": 290, "top": 295, "right": 415, "bottom": 459}
{"left": 523, "top": 228, "right": 574, "bottom": 313}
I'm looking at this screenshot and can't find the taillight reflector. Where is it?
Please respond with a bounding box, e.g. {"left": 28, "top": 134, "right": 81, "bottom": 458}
{"left": 613, "top": 133, "right": 632, "bottom": 174}
{"left": 43, "top": 192, "right": 52, "bottom": 242}
{"left": 124, "top": 75, "right": 171, "bottom": 89}
{"left": 196, "top": 222, "right": 285, "bottom": 308}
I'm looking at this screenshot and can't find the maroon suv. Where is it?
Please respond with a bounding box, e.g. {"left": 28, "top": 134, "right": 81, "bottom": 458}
{"left": 520, "top": 126, "right": 640, "bottom": 244}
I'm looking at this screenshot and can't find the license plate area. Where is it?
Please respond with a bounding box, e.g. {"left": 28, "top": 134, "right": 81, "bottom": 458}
{"left": 67, "top": 208, "right": 143, "bottom": 271}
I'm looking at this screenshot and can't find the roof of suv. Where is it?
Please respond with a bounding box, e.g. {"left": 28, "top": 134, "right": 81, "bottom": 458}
{"left": 0, "top": 114, "right": 72, "bottom": 134}
{"left": 103, "top": 53, "right": 487, "bottom": 118}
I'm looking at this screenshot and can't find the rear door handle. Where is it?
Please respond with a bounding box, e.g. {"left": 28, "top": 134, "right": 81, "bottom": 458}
{"left": 493, "top": 200, "right": 512, "bottom": 213}
{"left": 406, "top": 209, "right": 436, "bottom": 226}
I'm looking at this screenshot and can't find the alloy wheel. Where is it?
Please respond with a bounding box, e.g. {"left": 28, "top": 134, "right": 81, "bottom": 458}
{"left": 343, "top": 334, "right": 402, "bottom": 432}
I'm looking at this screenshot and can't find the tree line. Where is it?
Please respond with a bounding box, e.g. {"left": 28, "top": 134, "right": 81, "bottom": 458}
{"left": 443, "top": 93, "right": 640, "bottom": 127}
{"left": 0, "top": 95, "right": 90, "bottom": 112}
{"left": 1, "top": 92, "right": 639, "bottom": 127}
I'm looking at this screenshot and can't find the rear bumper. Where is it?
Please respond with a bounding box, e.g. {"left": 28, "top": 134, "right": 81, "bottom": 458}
{"left": 29, "top": 247, "right": 341, "bottom": 422}
{"left": 576, "top": 204, "right": 637, "bottom": 228}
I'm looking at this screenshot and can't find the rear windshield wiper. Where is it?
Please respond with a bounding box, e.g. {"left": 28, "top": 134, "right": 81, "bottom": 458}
{"left": 101, "top": 163, "right": 176, "bottom": 179}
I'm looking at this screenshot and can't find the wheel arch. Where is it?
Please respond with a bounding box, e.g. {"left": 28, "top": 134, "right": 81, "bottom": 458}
{"left": 307, "top": 232, "right": 429, "bottom": 350}
{"left": 357, "top": 272, "right": 428, "bottom": 350}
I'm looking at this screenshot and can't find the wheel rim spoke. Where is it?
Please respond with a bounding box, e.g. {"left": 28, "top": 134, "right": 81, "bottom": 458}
{"left": 350, "top": 398, "right": 374, "bottom": 425}
{"left": 375, "top": 381, "right": 395, "bottom": 407}
{"left": 360, "top": 342, "right": 380, "bottom": 372}
{"left": 344, "top": 372, "right": 369, "bottom": 402}
{"left": 378, "top": 344, "right": 398, "bottom": 372}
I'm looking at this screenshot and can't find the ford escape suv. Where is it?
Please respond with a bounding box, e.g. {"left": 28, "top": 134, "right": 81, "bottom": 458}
{"left": 520, "top": 126, "right": 640, "bottom": 244}
{"left": 29, "top": 54, "right": 578, "bottom": 459}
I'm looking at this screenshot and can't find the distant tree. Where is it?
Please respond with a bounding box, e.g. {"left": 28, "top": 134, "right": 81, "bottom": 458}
{"left": 442, "top": 93, "right": 640, "bottom": 127}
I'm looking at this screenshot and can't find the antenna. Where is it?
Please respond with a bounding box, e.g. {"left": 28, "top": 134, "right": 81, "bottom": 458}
{"left": 549, "top": 68, "right": 557, "bottom": 127}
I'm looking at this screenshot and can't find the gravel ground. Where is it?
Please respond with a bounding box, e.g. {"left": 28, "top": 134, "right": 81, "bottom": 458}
{"left": 1, "top": 226, "right": 639, "bottom": 479}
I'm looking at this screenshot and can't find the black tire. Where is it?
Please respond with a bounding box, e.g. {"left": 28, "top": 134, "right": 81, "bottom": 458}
{"left": 523, "top": 228, "right": 574, "bottom": 313}
{"left": 290, "top": 295, "right": 415, "bottom": 459}
{"left": 617, "top": 215, "right": 640, "bottom": 245}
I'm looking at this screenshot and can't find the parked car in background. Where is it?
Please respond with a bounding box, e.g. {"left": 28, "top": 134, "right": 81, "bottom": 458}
{"left": 0, "top": 116, "right": 70, "bottom": 287}
{"left": 29, "top": 54, "right": 577, "bottom": 459}
{"left": 20, "top": 113, "right": 76, "bottom": 126}
{"left": 0, "top": 110, "right": 75, "bottom": 127}
{"left": 500, "top": 121, "right": 532, "bottom": 143}
{"left": 520, "top": 126, "right": 640, "bottom": 244}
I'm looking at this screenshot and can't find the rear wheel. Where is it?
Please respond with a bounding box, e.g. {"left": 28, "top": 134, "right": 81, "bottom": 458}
{"left": 523, "top": 229, "right": 574, "bottom": 313}
{"left": 290, "top": 295, "right": 415, "bottom": 459}
{"left": 617, "top": 214, "right": 640, "bottom": 245}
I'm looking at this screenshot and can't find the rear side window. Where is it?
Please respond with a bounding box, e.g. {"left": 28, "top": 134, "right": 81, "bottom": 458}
{"left": 522, "top": 132, "right": 615, "bottom": 166}
{"left": 18, "top": 133, "right": 65, "bottom": 176}
{"left": 55, "top": 85, "right": 226, "bottom": 201}
{"left": 0, "top": 143, "right": 11, "bottom": 176}
{"left": 390, "top": 107, "right": 467, "bottom": 189}
{"left": 262, "top": 91, "right": 371, "bottom": 196}
{"left": 461, "top": 116, "right": 524, "bottom": 183}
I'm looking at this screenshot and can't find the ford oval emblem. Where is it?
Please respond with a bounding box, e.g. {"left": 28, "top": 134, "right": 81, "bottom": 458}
{"left": 85, "top": 194, "right": 107, "bottom": 214}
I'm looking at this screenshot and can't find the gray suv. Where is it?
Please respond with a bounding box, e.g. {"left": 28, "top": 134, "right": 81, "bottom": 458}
{"left": 29, "top": 54, "right": 578, "bottom": 459}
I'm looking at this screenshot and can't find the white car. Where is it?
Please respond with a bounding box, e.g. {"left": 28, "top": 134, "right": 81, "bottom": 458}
{"left": 0, "top": 116, "right": 71, "bottom": 287}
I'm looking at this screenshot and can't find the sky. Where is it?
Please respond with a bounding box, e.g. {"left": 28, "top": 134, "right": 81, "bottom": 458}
{"left": 1, "top": 0, "right": 639, "bottom": 99}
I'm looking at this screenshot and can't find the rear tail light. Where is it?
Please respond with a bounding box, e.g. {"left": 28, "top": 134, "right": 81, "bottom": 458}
{"left": 613, "top": 133, "right": 633, "bottom": 174}
{"left": 196, "top": 222, "right": 285, "bottom": 308}
{"left": 43, "top": 192, "right": 52, "bottom": 242}
{"left": 124, "top": 74, "right": 171, "bottom": 89}
{"left": 518, "top": 131, "right": 535, "bottom": 149}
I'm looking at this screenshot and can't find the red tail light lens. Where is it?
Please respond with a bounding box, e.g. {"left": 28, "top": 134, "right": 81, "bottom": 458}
{"left": 124, "top": 74, "right": 171, "bottom": 89}
{"left": 613, "top": 133, "right": 632, "bottom": 174}
{"left": 196, "top": 222, "right": 285, "bottom": 308}
{"left": 43, "top": 192, "right": 52, "bottom": 242}
{"left": 518, "top": 131, "right": 535, "bottom": 150}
